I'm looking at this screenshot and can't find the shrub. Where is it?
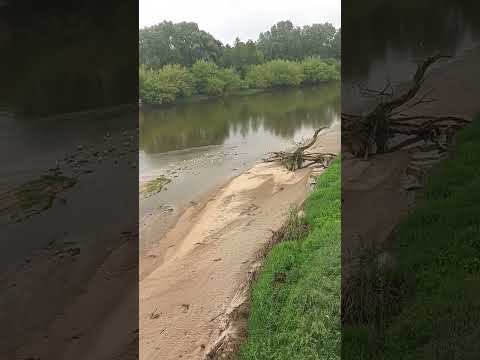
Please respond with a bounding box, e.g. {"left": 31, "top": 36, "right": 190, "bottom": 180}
{"left": 139, "top": 64, "right": 194, "bottom": 104}
{"left": 217, "top": 67, "right": 244, "bottom": 92}
{"left": 301, "top": 57, "right": 340, "bottom": 84}
{"left": 191, "top": 61, "right": 244, "bottom": 96}
{"left": 139, "top": 57, "right": 339, "bottom": 104}
{"left": 245, "top": 64, "right": 273, "bottom": 88}
{"left": 246, "top": 60, "right": 304, "bottom": 88}
{"left": 268, "top": 59, "right": 304, "bottom": 87}
{"left": 190, "top": 60, "right": 219, "bottom": 94}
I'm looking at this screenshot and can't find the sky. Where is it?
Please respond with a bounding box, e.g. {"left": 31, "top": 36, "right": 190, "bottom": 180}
{"left": 139, "top": 0, "right": 341, "bottom": 45}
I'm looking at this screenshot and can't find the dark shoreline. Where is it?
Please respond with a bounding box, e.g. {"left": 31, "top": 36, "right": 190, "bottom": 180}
{"left": 139, "top": 81, "right": 340, "bottom": 109}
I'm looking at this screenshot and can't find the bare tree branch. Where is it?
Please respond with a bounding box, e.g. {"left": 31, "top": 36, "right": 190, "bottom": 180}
{"left": 342, "top": 53, "right": 469, "bottom": 158}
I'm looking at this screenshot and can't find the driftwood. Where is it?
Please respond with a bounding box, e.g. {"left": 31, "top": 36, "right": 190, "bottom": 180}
{"left": 342, "top": 54, "right": 471, "bottom": 158}
{"left": 264, "top": 127, "right": 336, "bottom": 171}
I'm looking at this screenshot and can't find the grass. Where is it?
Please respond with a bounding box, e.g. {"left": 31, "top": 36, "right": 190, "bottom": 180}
{"left": 140, "top": 176, "right": 171, "bottom": 196}
{"left": 0, "top": 175, "right": 77, "bottom": 223}
{"left": 343, "top": 117, "right": 480, "bottom": 359}
{"left": 237, "top": 158, "right": 340, "bottom": 360}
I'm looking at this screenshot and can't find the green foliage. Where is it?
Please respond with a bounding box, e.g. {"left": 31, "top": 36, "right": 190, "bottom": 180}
{"left": 246, "top": 58, "right": 340, "bottom": 89}
{"left": 140, "top": 176, "right": 171, "bottom": 196}
{"left": 190, "top": 60, "right": 220, "bottom": 94}
{"left": 191, "top": 60, "right": 244, "bottom": 96}
{"left": 1, "top": 175, "right": 77, "bottom": 223}
{"left": 217, "top": 67, "right": 245, "bottom": 92}
{"left": 344, "top": 118, "right": 480, "bottom": 359}
{"left": 245, "top": 64, "right": 273, "bottom": 88}
{"left": 258, "top": 21, "right": 340, "bottom": 61}
{"left": 139, "top": 20, "right": 340, "bottom": 72}
{"left": 246, "top": 60, "right": 303, "bottom": 88}
{"left": 220, "top": 39, "right": 265, "bottom": 76}
{"left": 140, "top": 60, "right": 246, "bottom": 104}
{"left": 331, "top": 29, "right": 341, "bottom": 60}
{"left": 139, "top": 21, "right": 223, "bottom": 68}
{"left": 267, "top": 60, "right": 304, "bottom": 87}
{"left": 301, "top": 57, "right": 341, "bottom": 84}
{"left": 139, "top": 64, "right": 194, "bottom": 105}
{"left": 138, "top": 20, "right": 341, "bottom": 105}
{"left": 237, "top": 159, "right": 340, "bottom": 360}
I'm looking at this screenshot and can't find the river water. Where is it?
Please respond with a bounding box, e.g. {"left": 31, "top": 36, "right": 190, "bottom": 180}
{"left": 342, "top": 1, "right": 480, "bottom": 113}
{"left": 139, "top": 84, "right": 340, "bottom": 231}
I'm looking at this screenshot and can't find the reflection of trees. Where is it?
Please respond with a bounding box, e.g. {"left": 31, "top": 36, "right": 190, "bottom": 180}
{"left": 140, "top": 104, "right": 230, "bottom": 153}
{"left": 140, "top": 84, "right": 340, "bottom": 153}
{"left": 2, "top": 3, "right": 136, "bottom": 115}
{"left": 343, "top": 1, "right": 480, "bottom": 81}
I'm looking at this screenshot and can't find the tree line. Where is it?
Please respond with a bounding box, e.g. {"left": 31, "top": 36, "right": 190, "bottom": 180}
{"left": 139, "top": 20, "right": 341, "bottom": 105}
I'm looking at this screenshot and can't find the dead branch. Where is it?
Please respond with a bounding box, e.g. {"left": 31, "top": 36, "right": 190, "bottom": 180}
{"left": 342, "top": 53, "right": 470, "bottom": 158}
{"left": 358, "top": 79, "right": 394, "bottom": 99}
{"left": 264, "top": 127, "right": 336, "bottom": 171}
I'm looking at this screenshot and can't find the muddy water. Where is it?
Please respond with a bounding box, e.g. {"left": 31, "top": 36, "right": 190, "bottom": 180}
{"left": 343, "top": 1, "right": 480, "bottom": 113}
{"left": 139, "top": 84, "right": 340, "bottom": 250}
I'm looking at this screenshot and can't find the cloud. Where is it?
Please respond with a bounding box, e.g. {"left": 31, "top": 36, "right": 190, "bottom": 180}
{"left": 140, "top": 0, "right": 340, "bottom": 45}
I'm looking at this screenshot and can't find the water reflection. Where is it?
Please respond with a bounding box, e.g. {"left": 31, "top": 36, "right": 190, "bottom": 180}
{"left": 343, "top": 0, "right": 480, "bottom": 82}
{"left": 140, "top": 84, "right": 340, "bottom": 154}
{"left": 343, "top": 0, "right": 480, "bottom": 113}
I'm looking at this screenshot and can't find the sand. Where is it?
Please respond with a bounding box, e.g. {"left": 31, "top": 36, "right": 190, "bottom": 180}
{"left": 0, "top": 109, "right": 139, "bottom": 360}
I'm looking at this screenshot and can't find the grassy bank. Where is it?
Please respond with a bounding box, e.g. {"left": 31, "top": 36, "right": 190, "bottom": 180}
{"left": 237, "top": 159, "right": 340, "bottom": 360}
{"left": 344, "top": 118, "right": 480, "bottom": 359}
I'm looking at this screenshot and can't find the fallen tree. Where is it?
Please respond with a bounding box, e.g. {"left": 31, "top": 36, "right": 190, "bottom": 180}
{"left": 342, "top": 53, "right": 471, "bottom": 159}
{"left": 264, "top": 127, "right": 336, "bottom": 171}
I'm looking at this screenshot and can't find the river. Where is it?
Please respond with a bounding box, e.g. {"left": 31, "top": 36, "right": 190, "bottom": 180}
{"left": 139, "top": 84, "right": 340, "bottom": 251}
{"left": 343, "top": 1, "right": 480, "bottom": 113}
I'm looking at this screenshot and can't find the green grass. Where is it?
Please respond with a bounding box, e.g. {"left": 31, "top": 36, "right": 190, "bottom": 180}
{"left": 0, "top": 175, "right": 77, "bottom": 223}
{"left": 344, "top": 118, "right": 480, "bottom": 359}
{"left": 141, "top": 176, "right": 171, "bottom": 196}
{"left": 237, "top": 159, "right": 340, "bottom": 360}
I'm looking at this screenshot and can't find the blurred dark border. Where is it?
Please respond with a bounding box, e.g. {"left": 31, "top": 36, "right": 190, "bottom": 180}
{"left": 342, "top": 1, "right": 480, "bottom": 358}
{"left": 0, "top": 1, "right": 139, "bottom": 359}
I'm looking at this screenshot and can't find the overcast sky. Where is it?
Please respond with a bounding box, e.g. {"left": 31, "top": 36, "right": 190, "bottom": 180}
{"left": 139, "top": 0, "right": 341, "bottom": 45}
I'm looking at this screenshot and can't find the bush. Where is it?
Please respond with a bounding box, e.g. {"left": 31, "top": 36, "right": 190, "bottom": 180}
{"left": 268, "top": 60, "right": 304, "bottom": 87}
{"left": 191, "top": 60, "right": 244, "bottom": 96}
{"left": 301, "top": 57, "right": 340, "bottom": 84}
{"left": 139, "top": 57, "right": 339, "bottom": 104}
{"left": 190, "top": 60, "right": 220, "bottom": 94}
{"left": 246, "top": 60, "right": 305, "bottom": 88}
{"left": 245, "top": 64, "right": 273, "bottom": 88}
{"left": 217, "top": 67, "right": 245, "bottom": 92}
{"left": 139, "top": 64, "right": 194, "bottom": 104}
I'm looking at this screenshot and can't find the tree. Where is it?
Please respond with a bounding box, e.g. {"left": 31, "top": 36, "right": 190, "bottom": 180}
{"left": 257, "top": 21, "right": 340, "bottom": 61}
{"left": 258, "top": 20, "right": 302, "bottom": 60}
{"left": 331, "top": 28, "right": 341, "bottom": 59}
{"left": 301, "top": 23, "right": 337, "bottom": 58}
{"left": 139, "top": 21, "right": 223, "bottom": 69}
{"left": 220, "top": 39, "right": 264, "bottom": 76}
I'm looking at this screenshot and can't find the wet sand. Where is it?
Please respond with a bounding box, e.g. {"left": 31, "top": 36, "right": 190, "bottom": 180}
{"left": 0, "top": 107, "right": 139, "bottom": 359}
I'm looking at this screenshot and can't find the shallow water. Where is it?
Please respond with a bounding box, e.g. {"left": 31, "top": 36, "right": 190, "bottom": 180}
{"left": 139, "top": 84, "right": 340, "bottom": 219}
{"left": 343, "top": 1, "right": 480, "bottom": 113}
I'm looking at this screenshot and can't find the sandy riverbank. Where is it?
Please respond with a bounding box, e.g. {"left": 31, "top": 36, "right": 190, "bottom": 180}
{"left": 139, "top": 120, "right": 340, "bottom": 360}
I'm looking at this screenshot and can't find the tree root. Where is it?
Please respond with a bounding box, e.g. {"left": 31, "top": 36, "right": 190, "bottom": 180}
{"left": 264, "top": 127, "right": 336, "bottom": 171}
{"left": 342, "top": 53, "right": 471, "bottom": 158}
